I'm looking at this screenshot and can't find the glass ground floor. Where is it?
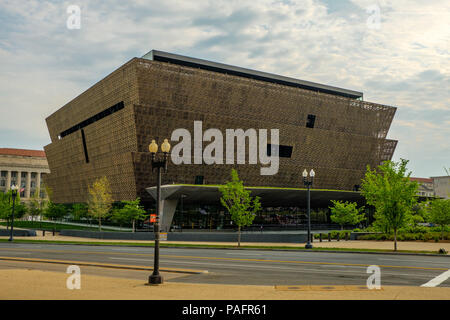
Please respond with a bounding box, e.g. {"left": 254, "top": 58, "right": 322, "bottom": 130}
{"left": 140, "top": 204, "right": 374, "bottom": 231}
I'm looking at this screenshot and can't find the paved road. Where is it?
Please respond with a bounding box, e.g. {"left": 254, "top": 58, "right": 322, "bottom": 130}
{"left": 0, "top": 243, "right": 449, "bottom": 287}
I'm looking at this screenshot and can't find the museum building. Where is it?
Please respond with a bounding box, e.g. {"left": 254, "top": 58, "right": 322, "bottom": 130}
{"left": 44, "top": 50, "right": 397, "bottom": 230}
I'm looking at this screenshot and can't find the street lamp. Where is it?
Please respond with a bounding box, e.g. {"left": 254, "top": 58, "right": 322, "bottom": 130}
{"left": 9, "top": 185, "right": 19, "bottom": 242}
{"left": 302, "top": 169, "right": 315, "bottom": 249}
{"left": 148, "top": 138, "right": 171, "bottom": 285}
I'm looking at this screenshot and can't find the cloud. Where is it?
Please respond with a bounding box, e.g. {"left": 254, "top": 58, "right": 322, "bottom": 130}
{"left": 0, "top": 0, "right": 448, "bottom": 177}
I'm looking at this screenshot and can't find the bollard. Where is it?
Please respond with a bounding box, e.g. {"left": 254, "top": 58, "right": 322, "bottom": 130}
{"left": 346, "top": 232, "right": 349, "bottom": 241}
{"left": 43, "top": 230, "right": 45, "bottom": 236}
{"left": 319, "top": 233, "right": 323, "bottom": 242}
{"left": 328, "top": 233, "right": 331, "bottom": 242}
{"left": 311, "top": 233, "right": 313, "bottom": 243}
{"left": 337, "top": 233, "right": 340, "bottom": 241}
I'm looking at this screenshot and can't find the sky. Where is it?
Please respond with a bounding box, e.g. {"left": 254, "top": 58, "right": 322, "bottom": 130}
{"left": 0, "top": 0, "right": 448, "bottom": 177}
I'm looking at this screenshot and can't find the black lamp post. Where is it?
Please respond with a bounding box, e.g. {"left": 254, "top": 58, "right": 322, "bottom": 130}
{"left": 9, "top": 185, "right": 19, "bottom": 242}
{"left": 302, "top": 169, "right": 315, "bottom": 249}
{"left": 148, "top": 138, "right": 171, "bottom": 285}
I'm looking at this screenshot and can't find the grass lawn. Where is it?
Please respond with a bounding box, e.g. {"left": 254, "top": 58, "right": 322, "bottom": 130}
{"left": 0, "top": 220, "right": 126, "bottom": 232}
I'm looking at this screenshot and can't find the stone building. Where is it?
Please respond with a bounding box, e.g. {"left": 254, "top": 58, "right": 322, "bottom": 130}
{"left": 410, "top": 177, "right": 435, "bottom": 197}
{"left": 432, "top": 176, "right": 450, "bottom": 199}
{"left": 0, "top": 148, "right": 50, "bottom": 201}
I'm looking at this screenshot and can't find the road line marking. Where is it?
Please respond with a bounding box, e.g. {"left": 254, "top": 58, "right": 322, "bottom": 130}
{"left": 0, "top": 256, "right": 206, "bottom": 274}
{"left": 159, "top": 254, "right": 449, "bottom": 271}
{"left": 421, "top": 269, "right": 450, "bottom": 287}
{"left": 108, "top": 257, "right": 436, "bottom": 278}
{"left": 1, "top": 248, "right": 448, "bottom": 271}
{"left": 225, "top": 252, "right": 263, "bottom": 256}
{"left": 109, "top": 257, "right": 150, "bottom": 262}
{"left": 378, "top": 258, "right": 449, "bottom": 264}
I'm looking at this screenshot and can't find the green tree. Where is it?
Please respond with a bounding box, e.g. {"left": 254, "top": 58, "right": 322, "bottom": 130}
{"left": 0, "top": 191, "right": 27, "bottom": 228}
{"left": 427, "top": 198, "right": 450, "bottom": 239}
{"left": 43, "top": 200, "right": 66, "bottom": 232}
{"left": 361, "top": 159, "right": 418, "bottom": 251}
{"left": 0, "top": 192, "right": 9, "bottom": 221}
{"left": 28, "top": 188, "right": 44, "bottom": 226}
{"left": 329, "top": 200, "right": 365, "bottom": 230}
{"left": 87, "top": 176, "right": 113, "bottom": 231}
{"left": 113, "top": 198, "right": 146, "bottom": 232}
{"left": 111, "top": 208, "right": 129, "bottom": 228}
{"left": 71, "top": 203, "right": 89, "bottom": 221}
{"left": 43, "top": 201, "right": 66, "bottom": 221}
{"left": 219, "top": 169, "right": 261, "bottom": 247}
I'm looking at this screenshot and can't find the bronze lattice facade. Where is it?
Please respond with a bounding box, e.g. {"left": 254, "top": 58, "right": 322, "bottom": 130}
{"left": 44, "top": 51, "right": 397, "bottom": 204}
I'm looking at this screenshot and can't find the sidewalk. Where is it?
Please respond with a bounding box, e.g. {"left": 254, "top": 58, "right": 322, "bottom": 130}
{"left": 1, "top": 266, "right": 449, "bottom": 300}
{"left": 1, "top": 232, "right": 449, "bottom": 254}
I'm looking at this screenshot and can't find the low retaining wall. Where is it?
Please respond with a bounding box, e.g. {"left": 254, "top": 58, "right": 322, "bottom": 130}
{"left": 60, "top": 230, "right": 309, "bottom": 243}
{"left": 0, "top": 229, "right": 37, "bottom": 237}
{"left": 60, "top": 230, "right": 155, "bottom": 240}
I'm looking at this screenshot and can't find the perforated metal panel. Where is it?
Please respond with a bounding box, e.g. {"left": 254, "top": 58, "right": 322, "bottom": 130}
{"left": 44, "top": 58, "right": 397, "bottom": 204}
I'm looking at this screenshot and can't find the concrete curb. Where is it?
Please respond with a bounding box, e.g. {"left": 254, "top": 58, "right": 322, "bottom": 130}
{"left": 0, "top": 256, "right": 208, "bottom": 274}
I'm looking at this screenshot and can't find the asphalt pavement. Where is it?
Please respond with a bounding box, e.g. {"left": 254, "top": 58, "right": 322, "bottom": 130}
{"left": 0, "top": 242, "right": 449, "bottom": 287}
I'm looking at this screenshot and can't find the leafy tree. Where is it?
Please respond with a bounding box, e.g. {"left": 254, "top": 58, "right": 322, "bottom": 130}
{"left": 113, "top": 198, "right": 146, "bottom": 231}
{"left": 410, "top": 202, "right": 429, "bottom": 227}
{"left": 28, "top": 188, "right": 44, "bottom": 225}
{"left": 0, "top": 192, "right": 8, "bottom": 221}
{"left": 0, "top": 191, "right": 27, "bottom": 228}
{"left": 87, "top": 176, "right": 113, "bottom": 231}
{"left": 43, "top": 201, "right": 66, "bottom": 221}
{"left": 329, "top": 200, "right": 365, "bottom": 230}
{"left": 71, "top": 203, "right": 89, "bottom": 221}
{"left": 426, "top": 198, "right": 450, "bottom": 239}
{"left": 219, "top": 169, "right": 261, "bottom": 247}
{"left": 111, "top": 208, "right": 129, "bottom": 228}
{"left": 361, "top": 159, "right": 418, "bottom": 251}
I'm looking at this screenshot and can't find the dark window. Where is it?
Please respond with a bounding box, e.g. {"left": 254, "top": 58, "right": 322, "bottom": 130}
{"left": 194, "top": 175, "right": 204, "bottom": 185}
{"left": 306, "top": 114, "right": 316, "bottom": 128}
{"left": 60, "top": 101, "right": 124, "bottom": 138}
{"left": 353, "top": 185, "right": 360, "bottom": 191}
{"left": 267, "top": 144, "right": 293, "bottom": 158}
{"left": 81, "top": 129, "right": 89, "bottom": 163}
